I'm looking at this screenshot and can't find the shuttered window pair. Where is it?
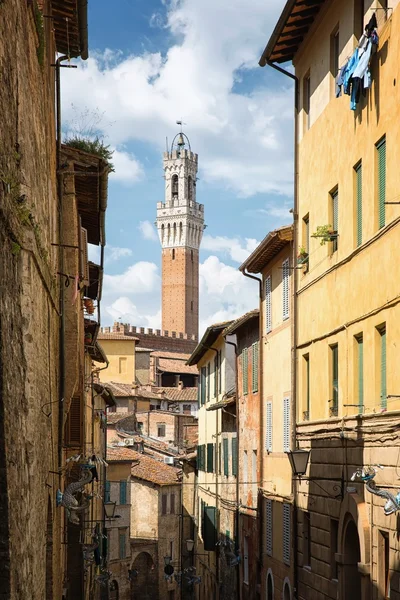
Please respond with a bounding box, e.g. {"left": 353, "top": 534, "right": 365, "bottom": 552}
{"left": 252, "top": 342, "right": 259, "bottom": 393}
{"left": 266, "top": 499, "right": 273, "bottom": 556}
{"left": 265, "top": 276, "right": 272, "bottom": 332}
{"left": 282, "top": 259, "right": 290, "bottom": 320}
{"left": 283, "top": 503, "right": 291, "bottom": 565}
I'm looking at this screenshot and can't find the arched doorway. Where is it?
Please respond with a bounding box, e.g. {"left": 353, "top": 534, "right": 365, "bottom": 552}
{"left": 130, "top": 552, "right": 157, "bottom": 600}
{"left": 109, "top": 580, "right": 119, "bottom": 600}
{"left": 266, "top": 569, "right": 274, "bottom": 599}
{"left": 343, "top": 519, "right": 361, "bottom": 600}
{"left": 282, "top": 578, "right": 291, "bottom": 600}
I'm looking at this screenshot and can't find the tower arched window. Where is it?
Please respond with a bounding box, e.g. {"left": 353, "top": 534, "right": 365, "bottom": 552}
{"left": 167, "top": 223, "right": 171, "bottom": 243}
{"left": 188, "top": 176, "right": 193, "bottom": 202}
{"left": 172, "top": 249, "right": 175, "bottom": 260}
{"left": 161, "top": 224, "right": 165, "bottom": 243}
{"left": 179, "top": 222, "right": 183, "bottom": 244}
{"left": 173, "top": 222, "right": 177, "bottom": 245}
{"left": 172, "top": 174, "right": 178, "bottom": 201}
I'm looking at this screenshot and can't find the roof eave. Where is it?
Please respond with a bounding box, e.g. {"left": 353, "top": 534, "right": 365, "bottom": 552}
{"left": 187, "top": 323, "right": 231, "bottom": 366}
{"left": 240, "top": 226, "right": 293, "bottom": 274}
{"left": 259, "top": 0, "right": 297, "bottom": 66}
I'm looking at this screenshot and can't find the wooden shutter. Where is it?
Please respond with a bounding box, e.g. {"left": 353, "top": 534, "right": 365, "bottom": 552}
{"left": 282, "top": 259, "right": 290, "bottom": 320}
{"left": 266, "top": 402, "right": 272, "bottom": 452}
{"left": 380, "top": 327, "right": 387, "bottom": 409}
{"left": 200, "top": 499, "right": 206, "bottom": 538}
{"left": 283, "top": 397, "right": 290, "bottom": 452}
{"left": 218, "top": 350, "right": 222, "bottom": 392}
{"left": 162, "top": 494, "right": 168, "bottom": 515}
{"left": 170, "top": 493, "right": 175, "bottom": 514}
{"left": 203, "top": 506, "right": 217, "bottom": 551}
{"left": 214, "top": 354, "right": 219, "bottom": 397}
{"left": 104, "top": 480, "right": 111, "bottom": 503}
{"left": 119, "top": 481, "right": 127, "bottom": 505}
{"left": 266, "top": 499, "right": 273, "bottom": 556}
{"left": 207, "top": 363, "right": 211, "bottom": 402}
{"left": 223, "top": 438, "right": 229, "bottom": 477}
{"left": 355, "top": 162, "right": 362, "bottom": 246}
{"left": 377, "top": 137, "right": 386, "bottom": 229}
{"left": 357, "top": 336, "right": 364, "bottom": 413}
{"left": 231, "top": 437, "right": 238, "bottom": 477}
{"left": 331, "top": 345, "right": 338, "bottom": 416}
{"left": 332, "top": 188, "right": 338, "bottom": 252}
{"left": 265, "top": 276, "right": 272, "bottom": 332}
{"left": 65, "top": 396, "right": 82, "bottom": 447}
{"left": 200, "top": 367, "right": 206, "bottom": 405}
{"left": 252, "top": 342, "right": 259, "bottom": 393}
{"left": 207, "top": 443, "right": 214, "bottom": 473}
{"left": 283, "top": 503, "right": 291, "bottom": 565}
{"left": 242, "top": 348, "right": 248, "bottom": 395}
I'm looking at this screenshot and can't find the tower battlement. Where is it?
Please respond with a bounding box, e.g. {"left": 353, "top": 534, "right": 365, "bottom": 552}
{"left": 101, "top": 322, "right": 197, "bottom": 341}
{"left": 99, "top": 322, "right": 197, "bottom": 353}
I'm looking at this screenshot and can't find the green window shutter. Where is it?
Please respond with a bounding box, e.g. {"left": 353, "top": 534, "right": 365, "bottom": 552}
{"left": 119, "top": 481, "right": 127, "bottom": 505}
{"left": 380, "top": 327, "right": 387, "bottom": 409}
{"left": 377, "top": 137, "right": 386, "bottom": 229}
{"left": 357, "top": 336, "right": 364, "bottom": 413}
{"left": 331, "top": 345, "right": 338, "bottom": 416}
{"left": 207, "top": 363, "right": 211, "bottom": 401}
{"left": 200, "top": 367, "right": 206, "bottom": 405}
{"left": 218, "top": 350, "right": 222, "bottom": 392}
{"left": 207, "top": 443, "right": 214, "bottom": 473}
{"left": 252, "top": 342, "right": 259, "bottom": 393}
{"left": 243, "top": 349, "right": 248, "bottom": 395}
{"left": 232, "top": 437, "right": 238, "bottom": 477}
{"left": 104, "top": 480, "right": 110, "bottom": 503}
{"left": 332, "top": 188, "right": 338, "bottom": 252}
{"left": 214, "top": 354, "right": 219, "bottom": 397}
{"left": 204, "top": 506, "right": 217, "bottom": 551}
{"left": 223, "top": 438, "right": 229, "bottom": 477}
{"left": 355, "top": 162, "right": 363, "bottom": 246}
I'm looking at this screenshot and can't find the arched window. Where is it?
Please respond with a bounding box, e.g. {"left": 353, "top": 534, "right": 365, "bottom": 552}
{"left": 173, "top": 222, "right": 177, "bottom": 244}
{"left": 172, "top": 249, "right": 175, "bottom": 260}
{"left": 161, "top": 224, "right": 164, "bottom": 243}
{"left": 282, "top": 578, "right": 292, "bottom": 600}
{"left": 188, "top": 175, "right": 193, "bottom": 202}
{"left": 167, "top": 223, "right": 171, "bottom": 243}
{"left": 179, "top": 222, "right": 183, "bottom": 243}
{"left": 172, "top": 174, "right": 178, "bottom": 201}
{"left": 110, "top": 580, "right": 119, "bottom": 600}
{"left": 266, "top": 573, "right": 274, "bottom": 600}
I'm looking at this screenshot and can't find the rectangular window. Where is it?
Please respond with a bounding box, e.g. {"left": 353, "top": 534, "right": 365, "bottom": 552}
{"left": 282, "top": 258, "right": 290, "bottom": 320}
{"left": 303, "top": 73, "right": 311, "bottom": 131}
{"left": 207, "top": 443, "right": 214, "bottom": 473}
{"left": 183, "top": 404, "right": 191, "bottom": 414}
{"left": 252, "top": 450, "right": 257, "bottom": 502}
{"left": 355, "top": 161, "right": 363, "bottom": 246}
{"left": 119, "top": 480, "right": 127, "bottom": 505}
{"left": 356, "top": 335, "right": 364, "bottom": 413}
{"left": 330, "top": 27, "right": 340, "bottom": 95}
{"left": 243, "top": 450, "right": 248, "bottom": 496}
{"left": 379, "top": 325, "right": 387, "bottom": 409}
{"left": 207, "top": 362, "right": 211, "bottom": 401}
{"left": 218, "top": 442, "right": 222, "bottom": 475}
{"left": 203, "top": 506, "right": 217, "bottom": 551}
{"left": 243, "top": 536, "right": 249, "bottom": 584}
{"left": 303, "top": 512, "right": 311, "bottom": 567}
{"left": 157, "top": 423, "right": 166, "bottom": 437}
{"left": 119, "top": 357, "right": 127, "bottom": 374}
{"left": 377, "top": 136, "right": 386, "bottom": 229}
{"left": 331, "top": 188, "right": 339, "bottom": 252}
{"left": 283, "top": 503, "right": 291, "bottom": 565}
{"left": 104, "top": 480, "right": 111, "bottom": 503}
{"left": 162, "top": 493, "right": 167, "bottom": 515}
{"left": 303, "top": 215, "right": 310, "bottom": 254}
{"left": 170, "top": 493, "right": 175, "bottom": 515}
{"left": 223, "top": 438, "right": 229, "bottom": 477}
{"left": 119, "top": 531, "right": 126, "bottom": 559}
{"left": 65, "top": 396, "right": 82, "bottom": 446}
{"left": 331, "top": 344, "right": 339, "bottom": 417}
{"left": 283, "top": 397, "right": 290, "bottom": 452}
{"left": 266, "top": 499, "right": 273, "bottom": 556}
{"left": 330, "top": 519, "right": 339, "bottom": 579}
{"left": 266, "top": 401, "right": 273, "bottom": 452}
{"left": 242, "top": 348, "right": 249, "bottom": 395}
{"left": 232, "top": 437, "right": 238, "bottom": 477}
{"left": 304, "top": 354, "right": 310, "bottom": 421}
{"left": 378, "top": 530, "right": 390, "bottom": 597}
{"left": 354, "top": 0, "right": 364, "bottom": 39}
{"left": 252, "top": 342, "right": 259, "bottom": 393}
{"left": 265, "top": 276, "right": 272, "bottom": 332}
{"left": 200, "top": 366, "right": 207, "bottom": 405}
{"left": 214, "top": 353, "right": 219, "bottom": 397}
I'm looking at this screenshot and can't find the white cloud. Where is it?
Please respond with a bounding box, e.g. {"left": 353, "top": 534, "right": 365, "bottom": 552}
{"left": 138, "top": 220, "right": 158, "bottom": 241}
{"left": 62, "top": 0, "right": 293, "bottom": 198}
{"left": 106, "top": 246, "right": 133, "bottom": 263}
{"left": 104, "top": 261, "right": 160, "bottom": 295}
{"left": 105, "top": 297, "right": 161, "bottom": 329}
{"left": 202, "top": 234, "right": 259, "bottom": 263}
{"left": 110, "top": 149, "right": 144, "bottom": 184}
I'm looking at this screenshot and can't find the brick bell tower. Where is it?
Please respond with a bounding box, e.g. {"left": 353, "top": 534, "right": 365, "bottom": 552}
{"left": 156, "top": 129, "right": 204, "bottom": 341}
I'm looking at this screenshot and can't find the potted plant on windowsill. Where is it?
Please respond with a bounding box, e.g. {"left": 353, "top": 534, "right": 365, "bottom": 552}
{"left": 297, "top": 246, "right": 309, "bottom": 265}
{"left": 312, "top": 224, "right": 338, "bottom": 245}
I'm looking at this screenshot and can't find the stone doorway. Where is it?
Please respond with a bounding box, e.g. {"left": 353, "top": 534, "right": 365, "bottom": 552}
{"left": 130, "top": 552, "right": 157, "bottom": 599}
{"left": 343, "top": 519, "right": 361, "bottom": 600}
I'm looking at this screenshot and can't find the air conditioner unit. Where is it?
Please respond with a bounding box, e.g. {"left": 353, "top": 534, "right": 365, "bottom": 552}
{"left": 124, "top": 438, "right": 134, "bottom": 446}
{"left": 163, "top": 456, "right": 174, "bottom": 465}
{"left": 80, "top": 227, "right": 90, "bottom": 287}
{"left": 117, "top": 442, "right": 126, "bottom": 447}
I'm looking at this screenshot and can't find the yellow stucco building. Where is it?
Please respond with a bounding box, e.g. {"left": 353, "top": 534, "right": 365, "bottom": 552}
{"left": 261, "top": 1, "right": 400, "bottom": 599}
{"left": 97, "top": 333, "right": 138, "bottom": 385}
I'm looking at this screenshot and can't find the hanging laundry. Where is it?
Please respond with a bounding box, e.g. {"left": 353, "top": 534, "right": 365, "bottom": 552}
{"left": 365, "top": 13, "right": 378, "bottom": 36}
{"left": 336, "top": 62, "right": 348, "bottom": 97}
{"left": 343, "top": 48, "right": 360, "bottom": 95}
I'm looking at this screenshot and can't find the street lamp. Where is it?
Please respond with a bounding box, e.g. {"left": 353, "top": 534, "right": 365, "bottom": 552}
{"left": 104, "top": 501, "right": 117, "bottom": 519}
{"left": 287, "top": 449, "right": 310, "bottom": 477}
{"left": 186, "top": 539, "right": 195, "bottom": 552}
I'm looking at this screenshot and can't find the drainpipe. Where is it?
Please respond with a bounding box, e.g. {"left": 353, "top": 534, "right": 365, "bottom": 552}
{"left": 56, "top": 54, "right": 71, "bottom": 474}
{"left": 240, "top": 271, "right": 263, "bottom": 590}
{"left": 266, "top": 60, "right": 299, "bottom": 599}
{"left": 224, "top": 336, "right": 240, "bottom": 600}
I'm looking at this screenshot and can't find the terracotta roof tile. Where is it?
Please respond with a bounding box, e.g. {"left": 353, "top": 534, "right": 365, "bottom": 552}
{"left": 106, "top": 447, "right": 140, "bottom": 461}
{"left": 150, "top": 350, "right": 191, "bottom": 360}
{"left": 106, "top": 412, "right": 131, "bottom": 424}
{"left": 98, "top": 333, "right": 139, "bottom": 341}
{"left": 105, "top": 382, "right": 135, "bottom": 397}
{"left": 157, "top": 358, "right": 198, "bottom": 375}
{"left": 153, "top": 387, "right": 198, "bottom": 402}
{"left": 130, "top": 453, "right": 181, "bottom": 486}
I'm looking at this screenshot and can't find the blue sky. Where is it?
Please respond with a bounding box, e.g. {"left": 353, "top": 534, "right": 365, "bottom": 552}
{"left": 62, "top": 0, "right": 294, "bottom": 332}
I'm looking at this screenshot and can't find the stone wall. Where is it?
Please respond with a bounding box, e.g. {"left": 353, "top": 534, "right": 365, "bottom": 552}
{"left": 0, "top": 1, "right": 63, "bottom": 598}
